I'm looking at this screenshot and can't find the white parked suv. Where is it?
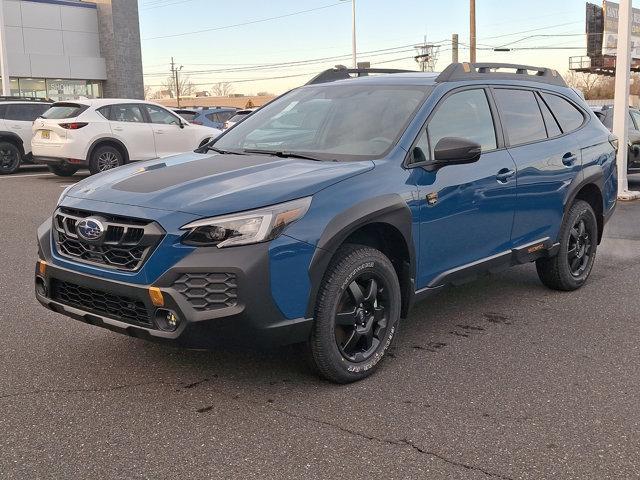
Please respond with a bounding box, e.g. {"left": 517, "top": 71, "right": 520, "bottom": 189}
{"left": 0, "top": 98, "right": 52, "bottom": 174}
{"left": 32, "top": 99, "right": 221, "bottom": 176}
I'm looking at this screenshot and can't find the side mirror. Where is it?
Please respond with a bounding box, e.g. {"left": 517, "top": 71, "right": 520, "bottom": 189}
{"left": 179, "top": 120, "right": 186, "bottom": 129}
{"left": 433, "top": 137, "right": 481, "bottom": 165}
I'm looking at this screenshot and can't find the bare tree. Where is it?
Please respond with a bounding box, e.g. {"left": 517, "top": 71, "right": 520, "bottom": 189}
{"left": 563, "top": 71, "right": 602, "bottom": 99}
{"left": 161, "top": 75, "right": 195, "bottom": 98}
{"left": 211, "top": 82, "right": 234, "bottom": 96}
{"left": 144, "top": 85, "right": 153, "bottom": 100}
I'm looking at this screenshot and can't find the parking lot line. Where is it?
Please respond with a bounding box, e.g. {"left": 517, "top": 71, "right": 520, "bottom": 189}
{"left": 0, "top": 173, "right": 54, "bottom": 179}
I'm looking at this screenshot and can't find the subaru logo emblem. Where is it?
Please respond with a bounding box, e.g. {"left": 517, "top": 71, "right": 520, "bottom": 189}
{"left": 77, "top": 218, "right": 105, "bottom": 242}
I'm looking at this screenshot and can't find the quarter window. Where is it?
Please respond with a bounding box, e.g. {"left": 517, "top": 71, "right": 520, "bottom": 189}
{"left": 494, "top": 89, "right": 546, "bottom": 146}
{"left": 426, "top": 89, "right": 497, "bottom": 158}
{"left": 540, "top": 93, "right": 584, "bottom": 133}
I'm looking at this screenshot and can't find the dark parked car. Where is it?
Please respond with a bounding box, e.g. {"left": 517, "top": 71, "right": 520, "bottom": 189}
{"left": 36, "top": 63, "right": 617, "bottom": 383}
{"left": 174, "top": 107, "right": 237, "bottom": 130}
{"left": 592, "top": 105, "right": 640, "bottom": 173}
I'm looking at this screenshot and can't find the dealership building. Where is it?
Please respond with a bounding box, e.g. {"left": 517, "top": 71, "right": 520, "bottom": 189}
{"left": 0, "top": 0, "right": 143, "bottom": 101}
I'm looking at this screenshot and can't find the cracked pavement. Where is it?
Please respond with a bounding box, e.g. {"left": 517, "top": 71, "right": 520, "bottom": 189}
{"left": 1, "top": 169, "right": 640, "bottom": 479}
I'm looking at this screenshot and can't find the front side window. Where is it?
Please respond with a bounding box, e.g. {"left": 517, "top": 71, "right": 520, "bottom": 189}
{"left": 214, "top": 84, "right": 430, "bottom": 161}
{"left": 540, "top": 93, "right": 584, "bottom": 133}
{"left": 494, "top": 89, "right": 546, "bottom": 146}
{"left": 107, "top": 104, "right": 145, "bottom": 123}
{"left": 145, "top": 105, "right": 181, "bottom": 125}
{"left": 630, "top": 110, "right": 640, "bottom": 131}
{"left": 426, "top": 89, "right": 497, "bottom": 158}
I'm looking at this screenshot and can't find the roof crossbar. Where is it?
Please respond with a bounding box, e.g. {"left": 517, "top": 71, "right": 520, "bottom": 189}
{"left": 306, "top": 66, "right": 416, "bottom": 85}
{"left": 435, "top": 62, "right": 567, "bottom": 87}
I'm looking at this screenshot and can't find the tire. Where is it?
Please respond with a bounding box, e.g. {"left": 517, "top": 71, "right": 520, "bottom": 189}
{"left": 309, "top": 244, "right": 401, "bottom": 383}
{"left": 0, "top": 141, "right": 22, "bottom": 175}
{"left": 89, "top": 145, "right": 124, "bottom": 175}
{"left": 536, "top": 200, "right": 598, "bottom": 291}
{"left": 48, "top": 164, "right": 79, "bottom": 177}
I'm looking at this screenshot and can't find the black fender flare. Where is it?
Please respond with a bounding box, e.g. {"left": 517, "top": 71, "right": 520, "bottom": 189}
{"left": 0, "top": 131, "right": 25, "bottom": 156}
{"left": 86, "top": 137, "right": 130, "bottom": 164}
{"left": 564, "top": 164, "right": 605, "bottom": 241}
{"left": 305, "top": 193, "right": 415, "bottom": 318}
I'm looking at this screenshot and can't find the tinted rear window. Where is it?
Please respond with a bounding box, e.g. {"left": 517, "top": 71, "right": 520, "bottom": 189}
{"left": 495, "top": 89, "right": 546, "bottom": 146}
{"left": 5, "top": 103, "right": 50, "bottom": 121}
{"left": 41, "top": 103, "right": 87, "bottom": 119}
{"left": 540, "top": 93, "right": 584, "bottom": 133}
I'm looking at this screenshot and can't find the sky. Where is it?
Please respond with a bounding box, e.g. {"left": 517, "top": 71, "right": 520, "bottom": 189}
{"left": 137, "top": 0, "right": 638, "bottom": 96}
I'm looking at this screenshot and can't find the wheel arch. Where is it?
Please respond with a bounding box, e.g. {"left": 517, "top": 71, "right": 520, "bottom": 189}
{"left": 86, "top": 137, "right": 130, "bottom": 164}
{"left": 565, "top": 166, "right": 605, "bottom": 243}
{"left": 306, "top": 194, "right": 416, "bottom": 319}
{"left": 0, "top": 131, "right": 25, "bottom": 156}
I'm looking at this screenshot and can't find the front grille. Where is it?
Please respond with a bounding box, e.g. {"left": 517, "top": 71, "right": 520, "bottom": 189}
{"left": 51, "top": 279, "right": 152, "bottom": 326}
{"left": 53, "top": 208, "right": 164, "bottom": 271}
{"left": 173, "top": 273, "right": 238, "bottom": 311}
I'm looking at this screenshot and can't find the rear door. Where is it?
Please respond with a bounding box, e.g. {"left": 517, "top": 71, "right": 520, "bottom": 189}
{"left": 5, "top": 103, "right": 50, "bottom": 154}
{"left": 494, "top": 88, "right": 584, "bottom": 247}
{"left": 143, "top": 104, "right": 194, "bottom": 157}
{"left": 101, "top": 104, "right": 156, "bottom": 161}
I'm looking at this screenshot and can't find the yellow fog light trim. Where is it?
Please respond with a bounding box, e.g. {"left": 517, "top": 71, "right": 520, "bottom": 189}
{"left": 38, "top": 260, "right": 47, "bottom": 276}
{"left": 148, "top": 287, "right": 164, "bottom": 307}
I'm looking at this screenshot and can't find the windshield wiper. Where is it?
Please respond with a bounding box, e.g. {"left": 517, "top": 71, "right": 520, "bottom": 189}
{"left": 199, "top": 145, "right": 246, "bottom": 155}
{"left": 243, "top": 149, "right": 324, "bottom": 161}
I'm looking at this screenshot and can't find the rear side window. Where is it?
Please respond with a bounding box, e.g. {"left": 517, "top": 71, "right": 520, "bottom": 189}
{"left": 42, "top": 103, "right": 87, "bottom": 119}
{"left": 106, "top": 104, "right": 146, "bottom": 123}
{"left": 206, "top": 113, "right": 221, "bottom": 123}
{"left": 494, "top": 89, "right": 546, "bottom": 146}
{"left": 537, "top": 96, "right": 562, "bottom": 137}
{"left": 4, "top": 103, "right": 50, "bottom": 121}
{"left": 427, "top": 89, "right": 497, "bottom": 157}
{"left": 540, "top": 93, "right": 584, "bottom": 133}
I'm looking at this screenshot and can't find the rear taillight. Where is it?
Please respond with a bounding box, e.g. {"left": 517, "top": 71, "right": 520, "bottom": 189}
{"left": 59, "top": 122, "right": 88, "bottom": 130}
{"left": 609, "top": 134, "right": 619, "bottom": 153}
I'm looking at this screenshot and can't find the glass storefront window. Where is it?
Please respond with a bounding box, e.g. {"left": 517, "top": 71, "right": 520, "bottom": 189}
{"left": 0, "top": 78, "right": 103, "bottom": 101}
{"left": 19, "top": 78, "right": 47, "bottom": 98}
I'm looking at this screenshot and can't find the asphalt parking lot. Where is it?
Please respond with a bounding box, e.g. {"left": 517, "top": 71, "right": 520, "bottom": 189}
{"left": 1, "top": 167, "right": 639, "bottom": 479}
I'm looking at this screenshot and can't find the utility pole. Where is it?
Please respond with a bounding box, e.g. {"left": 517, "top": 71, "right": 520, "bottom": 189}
{"left": 452, "top": 33, "right": 459, "bottom": 63}
{"left": 612, "top": 0, "right": 640, "bottom": 200}
{"left": 351, "top": 0, "right": 357, "bottom": 68}
{"left": 470, "top": 0, "right": 476, "bottom": 63}
{"left": 0, "top": 0, "right": 11, "bottom": 96}
{"left": 170, "top": 57, "right": 182, "bottom": 108}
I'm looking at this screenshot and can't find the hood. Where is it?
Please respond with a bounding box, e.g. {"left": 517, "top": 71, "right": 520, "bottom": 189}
{"left": 66, "top": 152, "right": 374, "bottom": 217}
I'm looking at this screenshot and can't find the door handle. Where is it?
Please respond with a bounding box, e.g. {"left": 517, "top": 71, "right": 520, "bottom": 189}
{"left": 496, "top": 168, "right": 516, "bottom": 183}
{"left": 562, "top": 152, "right": 577, "bottom": 166}
{"left": 154, "top": 130, "right": 165, "bottom": 134}
{"left": 113, "top": 127, "right": 124, "bottom": 131}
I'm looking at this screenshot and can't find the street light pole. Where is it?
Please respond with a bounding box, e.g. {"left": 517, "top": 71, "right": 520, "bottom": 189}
{"left": 470, "top": 0, "right": 476, "bottom": 63}
{"left": 0, "top": 0, "right": 11, "bottom": 95}
{"left": 612, "top": 0, "right": 640, "bottom": 200}
{"left": 351, "top": 0, "right": 357, "bottom": 68}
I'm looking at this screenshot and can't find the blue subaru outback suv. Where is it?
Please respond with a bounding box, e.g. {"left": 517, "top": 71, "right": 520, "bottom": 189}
{"left": 36, "top": 63, "right": 617, "bottom": 383}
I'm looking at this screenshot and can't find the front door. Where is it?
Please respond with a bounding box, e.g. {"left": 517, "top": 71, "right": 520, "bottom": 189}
{"left": 144, "top": 104, "right": 194, "bottom": 157}
{"left": 411, "top": 88, "right": 518, "bottom": 288}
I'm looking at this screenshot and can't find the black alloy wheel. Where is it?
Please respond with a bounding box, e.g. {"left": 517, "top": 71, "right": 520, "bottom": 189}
{"left": 567, "top": 217, "right": 592, "bottom": 277}
{"left": 335, "top": 276, "right": 389, "bottom": 363}
{"left": 0, "top": 142, "right": 21, "bottom": 174}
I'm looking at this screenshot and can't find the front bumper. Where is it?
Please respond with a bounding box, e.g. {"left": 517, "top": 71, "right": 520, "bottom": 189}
{"left": 36, "top": 227, "right": 313, "bottom": 348}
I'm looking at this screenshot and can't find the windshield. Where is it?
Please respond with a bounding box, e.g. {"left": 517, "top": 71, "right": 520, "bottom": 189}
{"left": 215, "top": 84, "right": 430, "bottom": 161}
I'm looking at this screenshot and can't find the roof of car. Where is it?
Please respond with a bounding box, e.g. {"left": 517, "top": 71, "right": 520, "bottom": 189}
{"left": 51, "top": 98, "right": 162, "bottom": 108}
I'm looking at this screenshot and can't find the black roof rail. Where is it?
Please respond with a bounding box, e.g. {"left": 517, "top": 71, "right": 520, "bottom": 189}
{"left": 0, "top": 95, "right": 53, "bottom": 102}
{"left": 435, "top": 62, "right": 567, "bottom": 87}
{"left": 306, "top": 66, "right": 417, "bottom": 85}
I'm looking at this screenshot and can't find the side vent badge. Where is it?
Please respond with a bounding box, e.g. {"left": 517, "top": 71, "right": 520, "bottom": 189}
{"left": 426, "top": 192, "right": 439, "bottom": 206}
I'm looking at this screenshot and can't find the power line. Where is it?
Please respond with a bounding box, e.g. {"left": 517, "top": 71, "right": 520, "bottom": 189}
{"left": 142, "top": 2, "right": 349, "bottom": 41}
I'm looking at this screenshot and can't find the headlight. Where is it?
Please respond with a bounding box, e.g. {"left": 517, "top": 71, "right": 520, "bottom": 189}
{"left": 57, "top": 184, "right": 74, "bottom": 205}
{"left": 180, "top": 197, "right": 312, "bottom": 248}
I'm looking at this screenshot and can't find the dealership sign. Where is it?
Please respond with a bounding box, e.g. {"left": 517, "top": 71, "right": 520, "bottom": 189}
{"left": 602, "top": 0, "right": 640, "bottom": 58}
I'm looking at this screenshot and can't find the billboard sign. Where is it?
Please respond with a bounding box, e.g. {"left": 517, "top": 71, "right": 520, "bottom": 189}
{"left": 602, "top": 0, "right": 640, "bottom": 58}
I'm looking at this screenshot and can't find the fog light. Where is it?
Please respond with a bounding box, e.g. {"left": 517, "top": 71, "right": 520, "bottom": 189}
{"left": 35, "top": 277, "right": 47, "bottom": 297}
{"left": 155, "top": 309, "right": 180, "bottom": 332}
